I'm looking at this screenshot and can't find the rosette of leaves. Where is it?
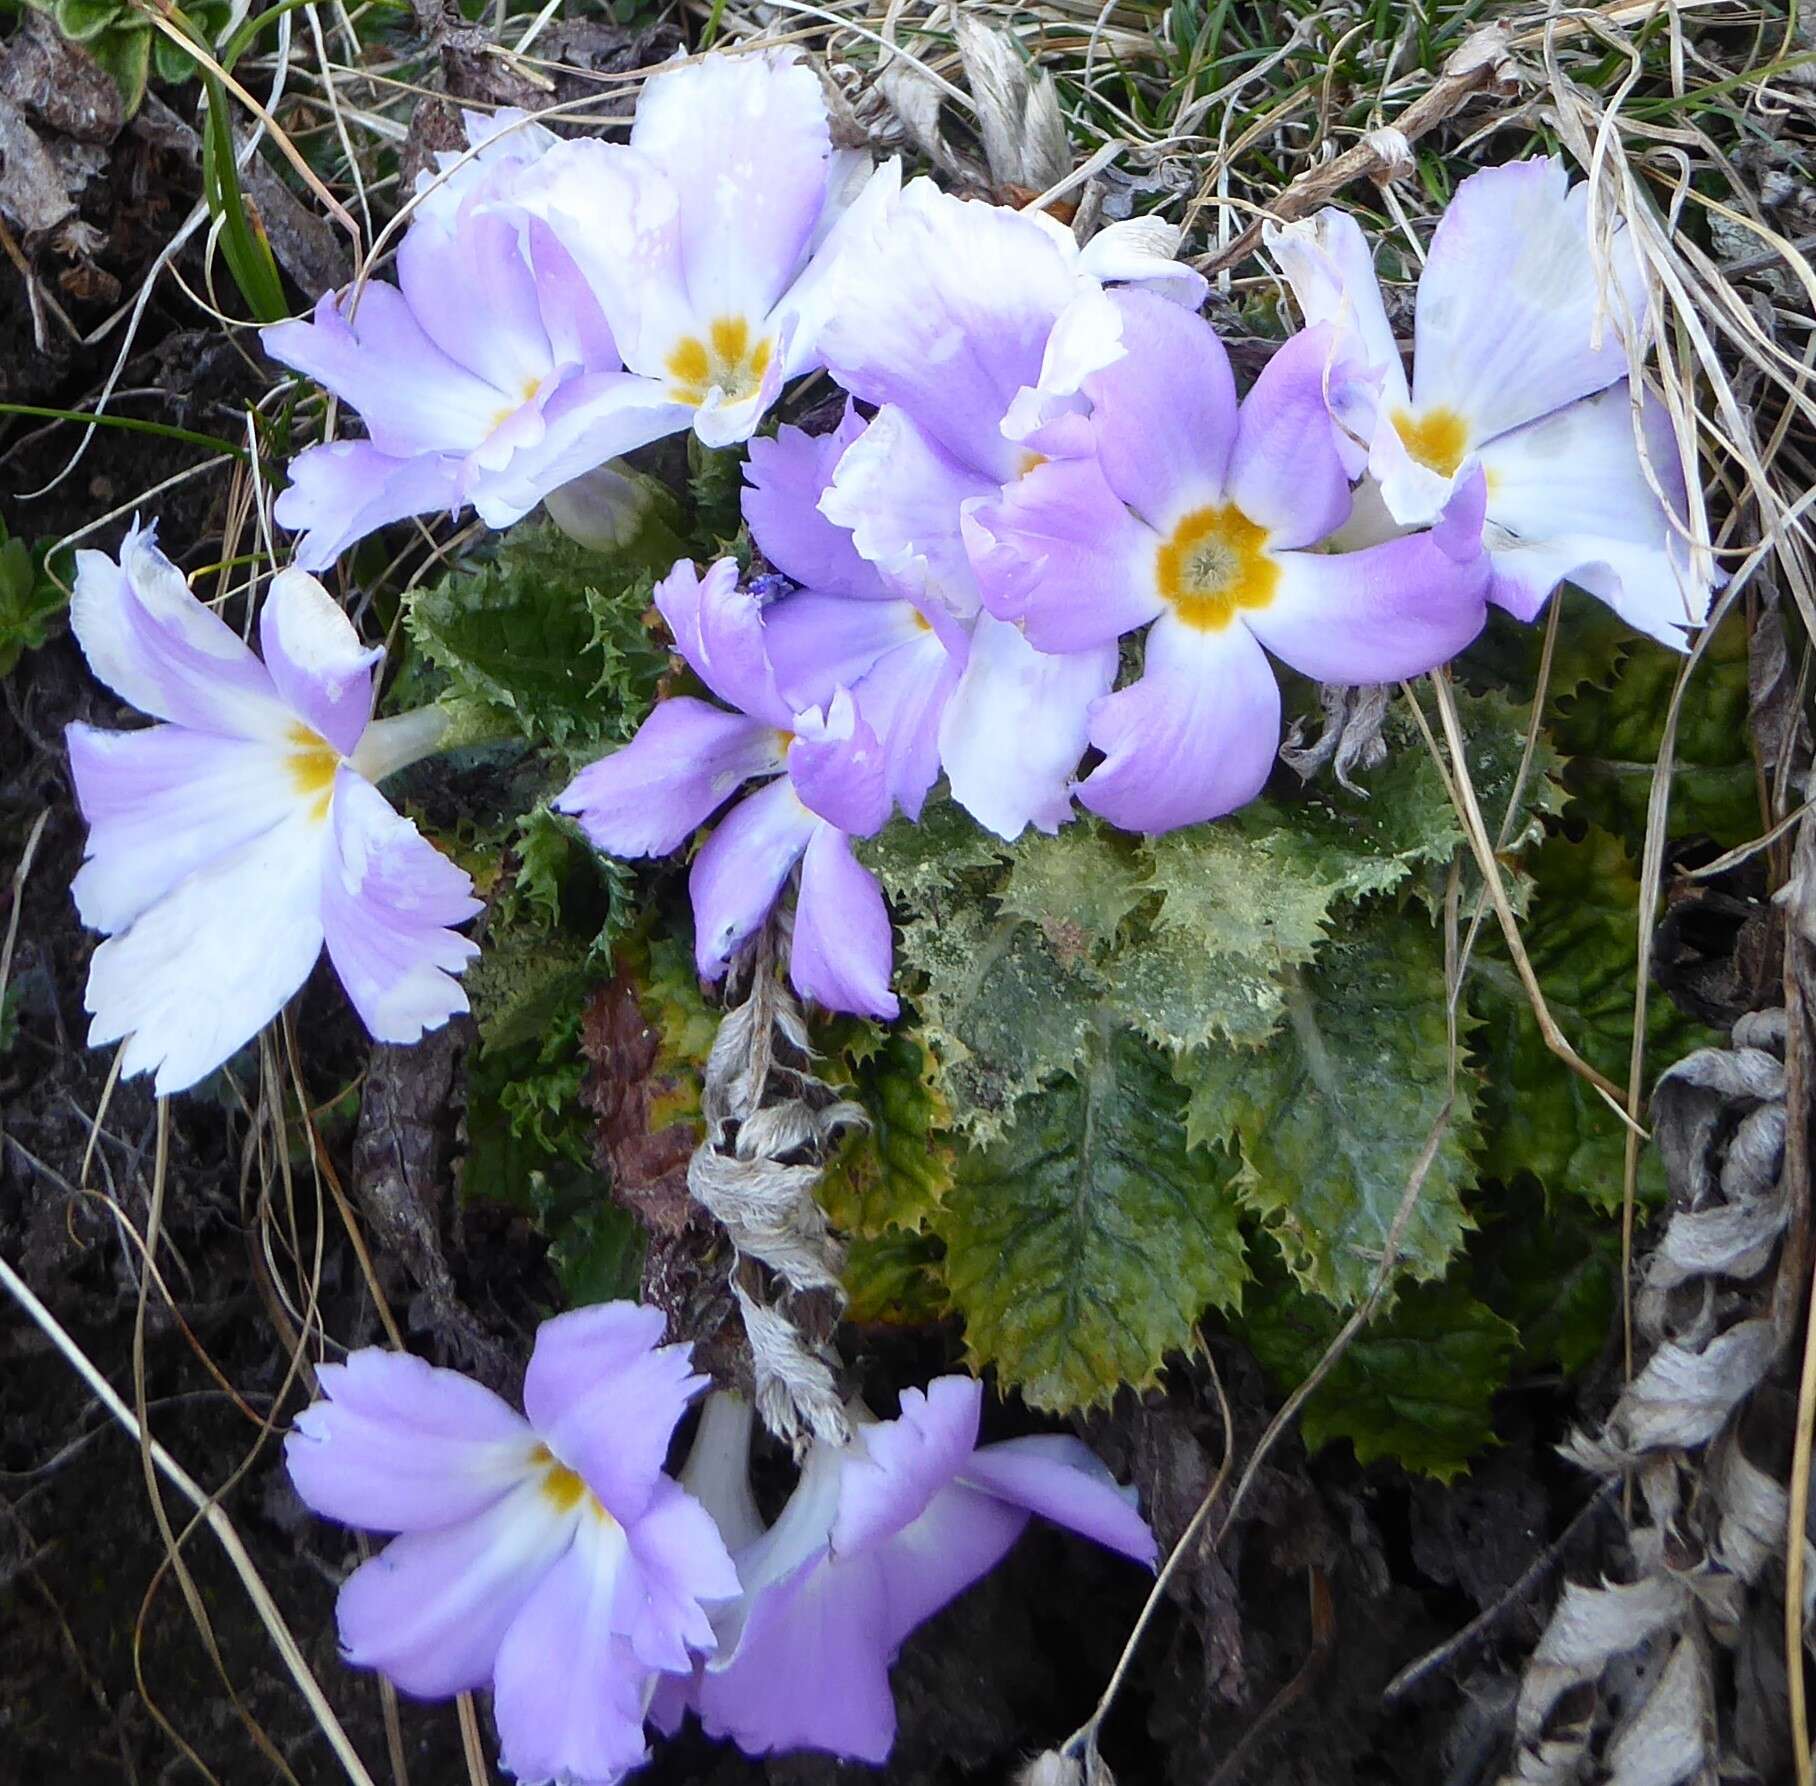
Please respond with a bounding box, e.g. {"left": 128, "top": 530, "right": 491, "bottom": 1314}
{"left": 32, "top": 0, "right": 230, "bottom": 114}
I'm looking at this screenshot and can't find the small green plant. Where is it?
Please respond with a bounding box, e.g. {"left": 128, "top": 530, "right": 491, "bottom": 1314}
{"left": 0, "top": 523, "right": 69, "bottom": 678}
{"left": 29, "top": 0, "right": 230, "bottom": 114}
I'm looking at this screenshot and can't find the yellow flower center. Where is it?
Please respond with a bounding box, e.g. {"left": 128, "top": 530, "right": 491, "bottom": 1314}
{"left": 286, "top": 724, "right": 340, "bottom": 824}
{"left": 1393, "top": 406, "right": 1469, "bottom": 478}
{"left": 488, "top": 374, "right": 546, "bottom": 437}
{"left": 1154, "top": 504, "right": 1277, "bottom": 631}
{"left": 1015, "top": 449, "right": 1047, "bottom": 477}
{"left": 666, "top": 318, "right": 774, "bottom": 408}
{"left": 530, "top": 1444, "right": 616, "bottom": 1524}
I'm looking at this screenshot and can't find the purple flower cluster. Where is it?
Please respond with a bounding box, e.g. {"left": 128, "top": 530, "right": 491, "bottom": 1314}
{"left": 287, "top": 1314, "right": 1155, "bottom": 1783}
{"left": 59, "top": 49, "right": 1716, "bottom": 1081}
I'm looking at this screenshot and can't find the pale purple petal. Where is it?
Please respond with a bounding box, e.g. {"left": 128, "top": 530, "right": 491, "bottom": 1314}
{"left": 522, "top": 1302, "right": 707, "bottom": 1525}
{"left": 958, "top": 1435, "right": 1157, "bottom": 1564}
{"left": 285, "top": 1349, "right": 536, "bottom": 1535}
{"left": 1412, "top": 157, "right": 1647, "bottom": 444}
{"left": 1264, "top": 207, "right": 1407, "bottom": 415}
{"left": 1477, "top": 382, "right": 1713, "bottom": 646}
{"left": 620, "top": 1475, "right": 742, "bottom": 1670}
{"left": 939, "top": 613, "right": 1114, "bottom": 839}
{"left": 71, "top": 521, "right": 289, "bottom": 740}
{"left": 689, "top": 778, "right": 818, "bottom": 979}
{"left": 787, "top": 686, "right": 890, "bottom": 837}
{"left": 845, "top": 627, "right": 962, "bottom": 820}
{"left": 554, "top": 698, "right": 783, "bottom": 857}
{"left": 1079, "top": 612, "right": 1280, "bottom": 833}
{"left": 526, "top": 218, "right": 622, "bottom": 373}
{"left": 742, "top": 405, "right": 888, "bottom": 597}
{"left": 84, "top": 802, "right": 331, "bottom": 1095}
{"left": 833, "top": 1377, "right": 981, "bottom": 1557}
{"left": 872, "top": 1483, "right": 1028, "bottom": 1651}
{"left": 818, "top": 404, "right": 995, "bottom": 615}
{"left": 396, "top": 203, "right": 552, "bottom": 401}
{"left": 257, "top": 570, "right": 381, "bottom": 755}
{"left": 511, "top": 139, "right": 690, "bottom": 380}
{"left": 66, "top": 724, "right": 300, "bottom": 934}
{"left": 654, "top": 557, "right": 792, "bottom": 726}
{"left": 468, "top": 369, "right": 692, "bottom": 526}
{"left": 790, "top": 823, "right": 898, "bottom": 1020}
{"left": 321, "top": 773, "right": 481, "bottom": 1045}
{"left": 762, "top": 591, "right": 925, "bottom": 710}
{"left": 1077, "top": 286, "right": 1236, "bottom": 531}
{"left": 262, "top": 287, "right": 504, "bottom": 460}
{"left": 697, "top": 1550, "right": 899, "bottom": 1763}
{"left": 1072, "top": 216, "right": 1209, "bottom": 309}
{"left": 1225, "top": 323, "right": 1361, "bottom": 549}
{"left": 493, "top": 1522, "right": 653, "bottom": 1785}
{"left": 769, "top": 157, "right": 902, "bottom": 379}
{"left": 335, "top": 1476, "right": 574, "bottom": 1698}
{"left": 272, "top": 441, "right": 464, "bottom": 574}
{"left": 1249, "top": 470, "right": 1490, "bottom": 681}
{"left": 819, "top": 177, "right": 1077, "bottom": 482}
{"left": 630, "top": 49, "right": 833, "bottom": 328}
{"left": 964, "top": 453, "right": 1161, "bottom": 651}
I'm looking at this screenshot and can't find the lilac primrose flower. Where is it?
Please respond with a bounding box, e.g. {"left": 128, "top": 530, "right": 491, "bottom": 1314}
{"left": 555, "top": 557, "right": 899, "bottom": 1019}
{"left": 743, "top": 406, "right": 965, "bottom": 823}
{"left": 966, "top": 289, "right": 1493, "bottom": 833}
{"left": 665, "top": 1381, "right": 1156, "bottom": 1763}
{"left": 263, "top": 112, "right": 673, "bottom": 571}
{"left": 65, "top": 523, "right": 479, "bottom": 1095}
{"left": 813, "top": 177, "right": 1206, "bottom": 839}
{"left": 1266, "top": 157, "right": 1715, "bottom": 646}
{"left": 286, "top": 1303, "right": 739, "bottom": 1786}
{"left": 509, "top": 48, "right": 898, "bottom": 451}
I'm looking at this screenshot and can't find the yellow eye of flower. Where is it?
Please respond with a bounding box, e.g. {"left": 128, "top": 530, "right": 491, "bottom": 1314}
{"left": 1393, "top": 406, "right": 1470, "bottom": 478}
{"left": 286, "top": 725, "right": 340, "bottom": 823}
{"left": 666, "top": 317, "right": 775, "bottom": 408}
{"left": 1154, "top": 504, "right": 1277, "bottom": 631}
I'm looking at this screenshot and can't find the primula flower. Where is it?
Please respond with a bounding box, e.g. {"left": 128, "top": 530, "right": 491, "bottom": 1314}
{"left": 1266, "top": 157, "right": 1714, "bottom": 646}
{"left": 555, "top": 557, "right": 899, "bottom": 1019}
{"left": 967, "top": 290, "right": 1493, "bottom": 833}
{"left": 742, "top": 406, "right": 964, "bottom": 823}
{"left": 65, "top": 523, "right": 479, "bottom": 1095}
{"left": 666, "top": 1380, "right": 1156, "bottom": 1763}
{"left": 510, "top": 48, "right": 897, "bottom": 450}
{"left": 286, "top": 1303, "right": 738, "bottom": 1786}
{"left": 263, "top": 111, "right": 673, "bottom": 570}
{"left": 814, "top": 177, "right": 1206, "bottom": 839}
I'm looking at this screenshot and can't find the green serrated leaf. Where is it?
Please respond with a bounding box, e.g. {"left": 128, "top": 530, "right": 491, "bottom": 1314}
{"left": 1458, "top": 584, "right": 1637, "bottom": 705}
{"left": 1180, "top": 904, "right": 1478, "bottom": 1307}
{"left": 843, "top": 1226, "right": 949, "bottom": 1326}
{"left": 935, "top": 1024, "right": 1247, "bottom": 1410}
{"left": 1235, "top": 1259, "right": 1517, "bottom": 1480}
{"left": 404, "top": 522, "right": 671, "bottom": 759}
{"left": 861, "top": 795, "right": 1010, "bottom": 907}
{"left": 996, "top": 823, "right": 1147, "bottom": 965}
{"left": 820, "top": 1028, "right": 954, "bottom": 1235}
{"left": 1551, "top": 611, "right": 1757, "bottom": 850}
{"left": 539, "top": 1192, "right": 644, "bottom": 1306}
{"left": 0, "top": 530, "right": 68, "bottom": 676}
{"left": 900, "top": 901, "right": 1102, "bottom": 1141}
{"left": 465, "top": 929, "right": 592, "bottom": 1059}
{"left": 80, "top": 16, "right": 148, "bottom": 111}
{"left": 1470, "top": 825, "right": 1715, "bottom": 1208}
{"left": 1470, "top": 1191, "right": 1619, "bottom": 1375}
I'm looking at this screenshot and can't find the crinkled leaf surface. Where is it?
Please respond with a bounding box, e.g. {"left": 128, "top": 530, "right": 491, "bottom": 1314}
{"left": 406, "top": 522, "right": 670, "bottom": 758}
{"left": 843, "top": 1227, "right": 950, "bottom": 1327}
{"left": 1236, "top": 1259, "right": 1518, "bottom": 1481}
{"left": 1551, "top": 612, "right": 1757, "bottom": 851}
{"left": 819, "top": 1027, "right": 954, "bottom": 1235}
{"left": 1470, "top": 826, "right": 1714, "bottom": 1208}
{"left": 1180, "top": 905, "right": 1478, "bottom": 1307}
{"left": 934, "top": 1025, "right": 1247, "bottom": 1410}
